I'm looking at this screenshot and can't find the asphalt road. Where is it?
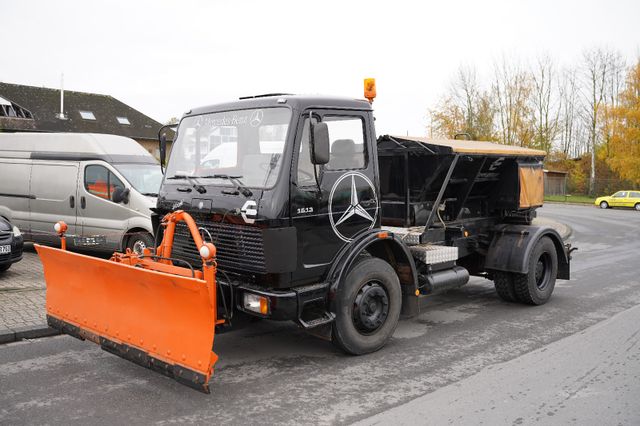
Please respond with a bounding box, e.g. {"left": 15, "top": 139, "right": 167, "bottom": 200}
{"left": 1, "top": 204, "right": 639, "bottom": 425}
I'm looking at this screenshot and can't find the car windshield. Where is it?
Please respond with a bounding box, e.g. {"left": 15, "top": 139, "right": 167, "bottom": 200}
{"left": 114, "top": 163, "right": 163, "bottom": 196}
{"left": 165, "top": 107, "right": 291, "bottom": 189}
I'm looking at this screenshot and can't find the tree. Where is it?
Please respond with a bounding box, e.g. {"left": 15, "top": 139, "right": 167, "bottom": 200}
{"left": 558, "top": 67, "right": 584, "bottom": 157}
{"left": 492, "top": 57, "right": 534, "bottom": 147}
{"left": 581, "top": 48, "right": 613, "bottom": 195}
{"left": 428, "top": 65, "right": 496, "bottom": 141}
{"left": 607, "top": 60, "right": 640, "bottom": 185}
{"left": 531, "top": 55, "right": 559, "bottom": 152}
{"left": 600, "top": 51, "right": 626, "bottom": 157}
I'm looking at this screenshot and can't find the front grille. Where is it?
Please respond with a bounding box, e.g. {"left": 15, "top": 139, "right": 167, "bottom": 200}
{"left": 171, "top": 221, "right": 266, "bottom": 274}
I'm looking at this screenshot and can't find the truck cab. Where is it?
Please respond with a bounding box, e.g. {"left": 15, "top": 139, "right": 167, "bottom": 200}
{"left": 158, "top": 95, "right": 379, "bottom": 287}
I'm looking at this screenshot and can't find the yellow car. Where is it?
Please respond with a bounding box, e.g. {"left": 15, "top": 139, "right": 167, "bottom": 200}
{"left": 595, "top": 190, "right": 640, "bottom": 210}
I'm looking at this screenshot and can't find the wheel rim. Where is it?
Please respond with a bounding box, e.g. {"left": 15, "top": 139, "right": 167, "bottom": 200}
{"left": 132, "top": 239, "right": 147, "bottom": 255}
{"left": 600, "top": 202, "right": 607, "bottom": 209}
{"left": 635, "top": 204, "right": 640, "bottom": 211}
{"left": 534, "top": 252, "right": 552, "bottom": 290}
{"left": 352, "top": 281, "right": 389, "bottom": 335}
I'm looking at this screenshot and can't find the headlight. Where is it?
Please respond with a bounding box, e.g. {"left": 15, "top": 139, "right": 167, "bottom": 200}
{"left": 12, "top": 225, "right": 21, "bottom": 237}
{"left": 243, "top": 293, "right": 269, "bottom": 315}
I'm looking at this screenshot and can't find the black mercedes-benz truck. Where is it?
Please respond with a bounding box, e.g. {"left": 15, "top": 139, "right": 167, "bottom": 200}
{"left": 154, "top": 94, "right": 572, "bottom": 354}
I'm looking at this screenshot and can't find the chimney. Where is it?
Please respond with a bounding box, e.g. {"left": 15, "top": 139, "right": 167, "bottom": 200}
{"left": 57, "top": 73, "right": 67, "bottom": 120}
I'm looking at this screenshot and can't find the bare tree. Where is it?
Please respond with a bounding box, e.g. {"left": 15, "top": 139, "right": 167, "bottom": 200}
{"left": 429, "top": 65, "right": 495, "bottom": 140}
{"left": 601, "top": 51, "right": 626, "bottom": 156}
{"left": 531, "top": 55, "right": 560, "bottom": 152}
{"left": 581, "top": 48, "right": 612, "bottom": 195}
{"left": 558, "top": 67, "right": 584, "bottom": 157}
{"left": 492, "top": 56, "right": 533, "bottom": 146}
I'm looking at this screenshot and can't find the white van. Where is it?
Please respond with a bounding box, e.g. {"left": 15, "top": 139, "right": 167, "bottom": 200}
{"left": 0, "top": 133, "right": 162, "bottom": 253}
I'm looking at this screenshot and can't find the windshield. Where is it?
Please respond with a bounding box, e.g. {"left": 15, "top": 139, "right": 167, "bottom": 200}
{"left": 165, "top": 107, "right": 291, "bottom": 189}
{"left": 114, "top": 163, "right": 163, "bottom": 196}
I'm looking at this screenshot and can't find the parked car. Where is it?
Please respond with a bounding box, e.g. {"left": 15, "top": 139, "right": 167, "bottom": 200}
{"left": 595, "top": 190, "right": 640, "bottom": 210}
{"left": 0, "top": 133, "right": 162, "bottom": 253}
{"left": 0, "top": 216, "right": 23, "bottom": 272}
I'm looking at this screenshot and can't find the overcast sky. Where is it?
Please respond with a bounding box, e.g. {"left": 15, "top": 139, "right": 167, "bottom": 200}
{"left": 3, "top": 0, "right": 639, "bottom": 135}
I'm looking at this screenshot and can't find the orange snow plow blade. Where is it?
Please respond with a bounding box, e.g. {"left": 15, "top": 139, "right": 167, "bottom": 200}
{"left": 36, "top": 211, "right": 221, "bottom": 393}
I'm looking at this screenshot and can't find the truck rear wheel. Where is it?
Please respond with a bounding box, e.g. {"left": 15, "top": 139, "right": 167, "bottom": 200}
{"left": 493, "top": 272, "right": 518, "bottom": 302}
{"left": 332, "top": 257, "right": 401, "bottom": 355}
{"left": 513, "top": 236, "right": 558, "bottom": 305}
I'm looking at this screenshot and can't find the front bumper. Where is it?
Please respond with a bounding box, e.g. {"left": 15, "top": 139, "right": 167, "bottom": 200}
{"left": 0, "top": 235, "right": 23, "bottom": 266}
{"left": 221, "top": 280, "right": 331, "bottom": 322}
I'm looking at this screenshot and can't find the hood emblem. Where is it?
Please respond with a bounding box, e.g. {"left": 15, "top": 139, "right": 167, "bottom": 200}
{"left": 241, "top": 200, "right": 258, "bottom": 224}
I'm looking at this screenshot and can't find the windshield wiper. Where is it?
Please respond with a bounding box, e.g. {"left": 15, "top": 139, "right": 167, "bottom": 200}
{"left": 141, "top": 192, "right": 158, "bottom": 197}
{"left": 166, "top": 175, "right": 206, "bottom": 194}
{"left": 202, "top": 174, "right": 253, "bottom": 197}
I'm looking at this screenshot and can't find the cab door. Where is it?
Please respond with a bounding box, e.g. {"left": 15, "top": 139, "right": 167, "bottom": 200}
{"left": 79, "top": 162, "right": 131, "bottom": 250}
{"left": 290, "top": 110, "right": 379, "bottom": 284}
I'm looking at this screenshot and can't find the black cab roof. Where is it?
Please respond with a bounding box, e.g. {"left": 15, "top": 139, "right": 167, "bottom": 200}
{"left": 185, "top": 94, "right": 372, "bottom": 117}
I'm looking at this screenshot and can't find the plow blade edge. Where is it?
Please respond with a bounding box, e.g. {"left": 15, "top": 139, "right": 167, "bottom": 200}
{"left": 36, "top": 244, "right": 218, "bottom": 393}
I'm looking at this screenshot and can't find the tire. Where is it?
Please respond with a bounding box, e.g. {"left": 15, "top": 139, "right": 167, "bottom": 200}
{"left": 599, "top": 201, "right": 609, "bottom": 209}
{"left": 332, "top": 257, "right": 402, "bottom": 355}
{"left": 493, "top": 271, "right": 518, "bottom": 302}
{"left": 635, "top": 203, "right": 640, "bottom": 211}
{"left": 126, "top": 232, "right": 155, "bottom": 255}
{"left": 513, "top": 237, "right": 558, "bottom": 305}
{"left": 0, "top": 263, "right": 11, "bottom": 272}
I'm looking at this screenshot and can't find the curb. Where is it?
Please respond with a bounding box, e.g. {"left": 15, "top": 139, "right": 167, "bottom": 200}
{"left": 0, "top": 325, "right": 60, "bottom": 345}
{"left": 544, "top": 201, "right": 595, "bottom": 207}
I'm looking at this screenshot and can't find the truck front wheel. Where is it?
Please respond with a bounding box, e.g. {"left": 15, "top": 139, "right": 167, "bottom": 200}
{"left": 332, "top": 257, "right": 401, "bottom": 355}
{"left": 513, "top": 236, "right": 558, "bottom": 305}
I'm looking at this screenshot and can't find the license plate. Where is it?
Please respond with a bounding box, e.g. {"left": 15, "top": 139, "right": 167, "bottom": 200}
{"left": 0, "top": 245, "right": 10, "bottom": 254}
{"left": 73, "top": 236, "right": 107, "bottom": 247}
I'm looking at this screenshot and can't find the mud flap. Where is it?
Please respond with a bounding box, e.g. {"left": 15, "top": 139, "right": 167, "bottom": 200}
{"left": 36, "top": 244, "right": 218, "bottom": 393}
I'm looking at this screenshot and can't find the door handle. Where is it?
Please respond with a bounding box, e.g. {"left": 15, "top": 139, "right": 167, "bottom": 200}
{"left": 69, "top": 195, "right": 75, "bottom": 208}
{"left": 177, "top": 187, "right": 192, "bottom": 193}
{"left": 81, "top": 196, "right": 86, "bottom": 209}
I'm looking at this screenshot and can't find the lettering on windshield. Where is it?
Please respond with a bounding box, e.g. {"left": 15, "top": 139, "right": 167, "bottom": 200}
{"left": 200, "top": 112, "right": 254, "bottom": 127}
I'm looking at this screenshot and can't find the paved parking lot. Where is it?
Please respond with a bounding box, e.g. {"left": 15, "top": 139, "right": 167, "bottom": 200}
{"left": 0, "top": 245, "right": 47, "bottom": 333}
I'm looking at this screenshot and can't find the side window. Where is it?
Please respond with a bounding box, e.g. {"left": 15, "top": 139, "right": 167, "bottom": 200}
{"left": 295, "top": 115, "right": 367, "bottom": 186}
{"left": 325, "top": 116, "right": 366, "bottom": 170}
{"left": 85, "top": 165, "right": 125, "bottom": 202}
{"left": 631, "top": 192, "right": 640, "bottom": 198}
{"left": 110, "top": 173, "right": 125, "bottom": 201}
{"left": 296, "top": 119, "right": 315, "bottom": 186}
{"left": 613, "top": 191, "right": 627, "bottom": 198}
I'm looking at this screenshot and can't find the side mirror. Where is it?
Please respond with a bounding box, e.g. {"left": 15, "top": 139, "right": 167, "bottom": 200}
{"left": 159, "top": 133, "right": 167, "bottom": 168}
{"left": 112, "top": 187, "right": 130, "bottom": 204}
{"left": 310, "top": 121, "right": 330, "bottom": 165}
{"left": 157, "top": 123, "right": 176, "bottom": 174}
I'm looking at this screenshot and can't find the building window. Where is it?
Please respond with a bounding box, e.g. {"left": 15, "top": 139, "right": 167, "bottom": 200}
{"left": 0, "top": 96, "right": 34, "bottom": 119}
{"left": 116, "top": 116, "right": 130, "bottom": 125}
{"left": 79, "top": 110, "right": 96, "bottom": 120}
